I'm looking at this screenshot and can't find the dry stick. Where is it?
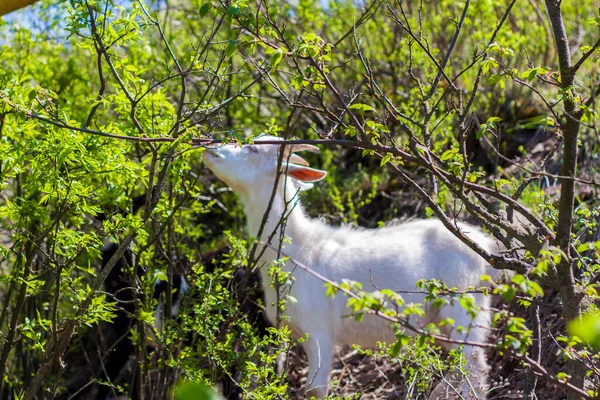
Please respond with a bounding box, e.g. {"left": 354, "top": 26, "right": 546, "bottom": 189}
{"left": 16, "top": 110, "right": 600, "bottom": 194}
{"left": 424, "top": 0, "right": 471, "bottom": 102}
{"left": 136, "top": 70, "right": 190, "bottom": 104}
{"left": 245, "top": 124, "right": 297, "bottom": 274}
{"left": 523, "top": 304, "right": 541, "bottom": 399}
{"left": 570, "top": 35, "right": 600, "bottom": 75}
{"left": 511, "top": 77, "right": 560, "bottom": 121}
{"left": 177, "top": 72, "right": 264, "bottom": 131}
{"left": 174, "top": 12, "right": 228, "bottom": 122}
{"left": 481, "top": 134, "right": 599, "bottom": 186}
{"left": 388, "top": 2, "right": 457, "bottom": 92}
{"left": 458, "top": 0, "right": 517, "bottom": 124}
{"left": 259, "top": 242, "right": 591, "bottom": 399}
{"left": 83, "top": 39, "right": 107, "bottom": 129}
{"left": 427, "top": 164, "right": 551, "bottom": 257}
{"left": 428, "top": 163, "right": 554, "bottom": 239}
{"left": 389, "top": 0, "right": 476, "bottom": 196}
{"left": 332, "top": 0, "right": 384, "bottom": 47}
{"left": 86, "top": 2, "right": 144, "bottom": 135}
{"left": 312, "top": 60, "right": 370, "bottom": 143}
{"left": 353, "top": 32, "right": 421, "bottom": 128}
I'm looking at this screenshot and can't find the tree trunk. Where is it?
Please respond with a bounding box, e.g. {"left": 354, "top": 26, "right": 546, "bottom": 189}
{"left": 545, "top": 1, "right": 586, "bottom": 398}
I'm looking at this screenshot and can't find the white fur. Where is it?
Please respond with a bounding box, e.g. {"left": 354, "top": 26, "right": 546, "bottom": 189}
{"left": 203, "top": 137, "right": 497, "bottom": 399}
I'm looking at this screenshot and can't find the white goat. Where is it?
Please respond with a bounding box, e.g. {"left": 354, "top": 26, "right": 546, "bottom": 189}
{"left": 203, "top": 136, "right": 497, "bottom": 399}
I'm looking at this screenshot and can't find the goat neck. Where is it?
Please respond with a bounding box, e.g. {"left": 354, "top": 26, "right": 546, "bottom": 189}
{"left": 240, "top": 174, "right": 314, "bottom": 248}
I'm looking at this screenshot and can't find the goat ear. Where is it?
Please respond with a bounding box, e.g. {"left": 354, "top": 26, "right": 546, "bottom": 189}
{"left": 285, "top": 164, "right": 327, "bottom": 182}
{"left": 288, "top": 154, "right": 310, "bottom": 166}
{"left": 289, "top": 144, "right": 320, "bottom": 154}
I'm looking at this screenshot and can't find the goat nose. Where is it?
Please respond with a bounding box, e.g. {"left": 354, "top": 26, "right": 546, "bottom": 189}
{"left": 204, "top": 148, "right": 224, "bottom": 158}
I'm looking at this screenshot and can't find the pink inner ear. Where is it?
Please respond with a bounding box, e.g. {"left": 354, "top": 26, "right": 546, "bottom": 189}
{"left": 286, "top": 166, "right": 327, "bottom": 182}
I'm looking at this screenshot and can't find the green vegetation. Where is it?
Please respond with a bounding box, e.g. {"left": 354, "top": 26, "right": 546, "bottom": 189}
{"left": 1, "top": 0, "right": 600, "bottom": 398}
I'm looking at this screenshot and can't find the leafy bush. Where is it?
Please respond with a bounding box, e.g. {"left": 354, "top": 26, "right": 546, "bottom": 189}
{"left": 1, "top": 0, "right": 600, "bottom": 399}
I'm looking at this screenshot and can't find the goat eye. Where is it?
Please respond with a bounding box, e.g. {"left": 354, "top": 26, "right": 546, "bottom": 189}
{"left": 247, "top": 145, "right": 258, "bottom": 153}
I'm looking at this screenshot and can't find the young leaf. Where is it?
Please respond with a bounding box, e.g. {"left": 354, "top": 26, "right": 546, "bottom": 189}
{"left": 199, "top": 2, "right": 211, "bottom": 17}
{"left": 225, "top": 40, "right": 239, "bottom": 58}
{"left": 271, "top": 51, "right": 284, "bottom": 70}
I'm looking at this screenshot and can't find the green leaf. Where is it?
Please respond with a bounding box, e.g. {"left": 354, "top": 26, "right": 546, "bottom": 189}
{"left": 344, "top": 126, "right": 357, "bottom": 138}
{"left": 397, "top": 334, "right": 410, "bottom": 347}
{"left": 576, "top": 242, "right": 591, "bottom": 253}
{"left": 270, "top": 51, "right": 284, "bottom": 70}
{"left": 174, "top": 382, "right": 222, "bottom": 400}
{"left": 361, "top": 149, "right": 374, "bottom": 157}
{"left": 459, "top": 296, "right": 474, "bottom": 310}
{"left": 225, "top": 40, "right": 239, "bottom": 58}
{"left": 440, "top": 148, "right": 456, "bottom": 161}
{"left": 348, "top": 103, "right": 375, "bottom": 112}
{"left": 226, "top": 6, "right": 239, "bottom": 17}
{"left": 199, "top": 3, "right": 211, "bottom": 18}
{"left": 481, "top": 58, "right": 498, "bottom": 74}
{"left": 568, "top": 313, "right": 600, "bottom": 350}
{"left": 153, "top": 270, "right": 168, "bottom": 282}
{"left": 488, "top": 74, "right": 501, "bottom": 85}
{"left": 556, "top": 372, "right": 569, "bottom": 381}
{"left": 495, "top": 179, "right": 511, "bottom": 189}
{"left": 324, "top": 282, "right": 338, "bottom": 298}
{"left": 529, "top": 281, "right": 544, "bottom": 297}
{"left": 520, "top": 115, "right": 555, "bottom": 129}
{"left": 380, "top": 154, "right": 392, "bottom": 167}
{"left": 520, "top": 66, "right": 548, "bottom": 82}
{"left": 501, "top": 286, "right": 516, "bottom": 302}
